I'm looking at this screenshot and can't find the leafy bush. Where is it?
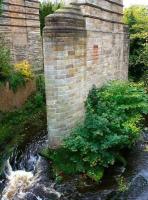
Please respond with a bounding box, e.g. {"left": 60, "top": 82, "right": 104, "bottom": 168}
{"left": 142, "top": 70, "right": 148, "bottom": 90}
{"left": 39, "top": 1, "right": 63, "bottom": 34}
{"left": 8, "top": 71, "right": 26, "bottom": 91}
{"left": 0, "top": 0, "right": 3, "bottom": 15}
{"left": 8, "top": 60, "right": 34, "bottom": 91}
{"left": 117, "top": 176, "right": 128, "bottom": 192}
{"left": 0, "top": 39, "right": 34, "bottom": 91}
{"left": 0, "top": 40, "right": 12, "bottom": 81}
{"left": 46, "top": 81, "right": 148, "bottom": 182}
{"left": 15, "top": 60, "right": 34, "bottom": 79}
{"left": 124, "top": 6, "right": 148, "bottom": 81}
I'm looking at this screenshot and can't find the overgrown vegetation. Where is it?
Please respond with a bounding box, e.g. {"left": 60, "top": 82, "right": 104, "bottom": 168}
{"left": 0, "top": 75, "right": 46, "bottom": 173}
{"left": 0, "top": 40, "right": 34, "bottom": 91}
{"left": 39, "top": 0, "right": 63, "bottom": 34}
{"left": 0, "top": 0, "right": 3, "bottom": 15}
{"left": 117, "top": 176, "right": 128, "bottom": 192}
{"left": 124, "top": 6, "right": 148, "bottom": 81}
{"left": 0, "top": 26, "right": 45, "bottom": 175}
{"left": 43, "top": 81, "right": 148, "bottom": 182}
{"left": 0, "top": 40, "right": 12, "bottom": 81}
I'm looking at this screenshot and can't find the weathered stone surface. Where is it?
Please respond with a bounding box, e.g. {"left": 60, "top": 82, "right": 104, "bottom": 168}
{"left": 43, "top": 0, "right": 129, "bottom": 147}
{"left": 0, "top": 0, "right": 43, "bottom": 72}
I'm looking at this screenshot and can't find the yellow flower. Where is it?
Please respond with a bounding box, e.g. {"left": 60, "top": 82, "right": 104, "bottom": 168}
{"left": 15, "top": 60, "right": 34, "bottom": 79}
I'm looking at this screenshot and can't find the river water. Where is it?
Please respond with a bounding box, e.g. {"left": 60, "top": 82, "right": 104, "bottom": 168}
{"left": 0, "top": 130, "right": 148, "bottom": 200}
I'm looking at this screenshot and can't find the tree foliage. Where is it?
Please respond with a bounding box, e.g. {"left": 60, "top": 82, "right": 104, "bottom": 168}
{"left": 0, "top": 0, "right": 3, "bottom": 15}
{"left": 123, "top": 6, "right": 148, "bottom": 81}
{"left": 45, "top": 81, "right": 148, "bottom": 182}
{"left": 39, "top": 1, "right": 63, "bottom": 35}
{"left": 0, "top": 40, "right": 12, "bottom": 81}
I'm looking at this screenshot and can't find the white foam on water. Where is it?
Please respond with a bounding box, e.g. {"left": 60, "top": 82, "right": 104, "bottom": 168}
{"left": 2, "top": 160, "right": 33, "bottom": 200}
{"left": 1, "top": 159, "right": 62, "bottom": 200}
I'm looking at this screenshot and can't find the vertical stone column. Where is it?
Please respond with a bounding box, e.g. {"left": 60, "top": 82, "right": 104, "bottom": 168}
{"left": 43, "top": 0, "right": 129, "bottom": 148}
{"left": 43, "top": 4, "right": 86, "bottom": 147}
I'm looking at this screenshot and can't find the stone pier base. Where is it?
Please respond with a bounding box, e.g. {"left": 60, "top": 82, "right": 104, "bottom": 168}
{"left": 43, "top": 0, "right": 129, "bottom": 148}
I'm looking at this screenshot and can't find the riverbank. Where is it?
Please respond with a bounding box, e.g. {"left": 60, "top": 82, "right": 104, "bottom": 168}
{"left": 0, "top": 80, "right": 46, "bottom": 174}
{"left": 1, "top": 130, "right": 148, "bottom": 200}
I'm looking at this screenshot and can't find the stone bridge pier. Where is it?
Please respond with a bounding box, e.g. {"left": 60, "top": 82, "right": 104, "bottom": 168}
{"left": 43, "top": 0, "right": 129, "bottom": 148}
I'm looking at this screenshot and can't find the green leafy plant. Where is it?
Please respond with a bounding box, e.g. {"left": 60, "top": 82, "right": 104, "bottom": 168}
{"left": 117, "top": 176, "right": 128, "bottom": 192}
{"left": 0, "top": 39, "right": 34, "bottom": 91}
{"left": 0, "top": 0, "right": 3, "bottom": 15}
{"left": 124, "top": 6, "right": 148, "bottom": 81}
{"left": 142, "top": 70, "right": 148, "bottom": 90}
{"left": 0, "top": 40, "right": 12, "bottom": 82}
{"left": 34, "top": 75, "right": 46, "bottom": 106}
{"left": 8, "top": 71, "right": 26, "bottom": 91}
{"left": 45, "top": 81, "right": 148, "bottom": 182}
{"left": 39, "top": 0, "right": 63, "bottom": 34}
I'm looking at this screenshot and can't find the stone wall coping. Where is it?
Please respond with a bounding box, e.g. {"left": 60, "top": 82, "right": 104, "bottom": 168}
{"left": 2, "top": 2, "right": 39, "bottom": 10}
{"left": 2, "top": 9, "right": 39, "bottom": 16}
{"left": 76, "top": 2, "right": 123, "bottom": 16}
{"left": 1, "top": 15, "right": 39, "bottom": 21}
{"left": 84, "top": 15, "right": 124, "bottom": 25}
{"left": 72, "top": 0, "right": 123, "bottom": 7}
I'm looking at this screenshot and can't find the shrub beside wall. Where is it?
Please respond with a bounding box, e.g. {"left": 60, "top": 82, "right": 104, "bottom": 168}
{"left": 43, "top": 81, "right": 148, "bottom": 182}
{"left": 0, "top": 0, "right": 3, "bottom": 15}
{"left": 0, "top": 39, "right": 36, "bottom": 111}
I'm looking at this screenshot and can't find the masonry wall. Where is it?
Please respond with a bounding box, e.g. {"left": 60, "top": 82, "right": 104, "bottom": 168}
{"left": 0, "top": 0, "right": 43, "bottom": 72}
{"left": 0, "top": 80, "right": 36, "bottom": 112}
{"left": 79, "top": 0, "right": 129, "bottom": 93}
{"left": 43, "top": 0, "right": 129, "bottom": 148}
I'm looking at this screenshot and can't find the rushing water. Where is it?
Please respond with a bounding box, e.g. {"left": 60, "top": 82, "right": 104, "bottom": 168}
{"left": 0, "top": 132, "right": 62, "bottom": 200}
{"left": 2, "top": 160, "right": 34, "bottom": 200}
{"left": 1, "top": 157, "right": 61, "bottom": 200}
{"left": 0, "top": 130, "right": 148, "bottom": 200}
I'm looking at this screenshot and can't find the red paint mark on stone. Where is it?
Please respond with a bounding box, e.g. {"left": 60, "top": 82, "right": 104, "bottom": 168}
{"left": 92, "top": 45, "right": 99, "bottom": 64}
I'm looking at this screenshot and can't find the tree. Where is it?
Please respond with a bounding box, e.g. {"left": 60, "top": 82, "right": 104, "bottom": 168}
{"left": 124, "top": 6, "right": 148, "bottom": 81}
{"left": 39, "top": 1, "right": 63, "bottom": 35}
{"left": 0, "top": 0, "right": 3, "bottom": 15}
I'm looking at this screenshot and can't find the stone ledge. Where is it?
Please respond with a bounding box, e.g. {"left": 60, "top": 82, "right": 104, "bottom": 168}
{"left": 75, "top": 2, "right": 123, "bottom": 15}
{"left": 44, "top": 3, "right": 86, "bottom": 35}
{"left": 2, "top": 2, "right": 39, "bottom": 10}
{"left": 84, "top": 15, "right": 124, "bottom": 25}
